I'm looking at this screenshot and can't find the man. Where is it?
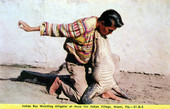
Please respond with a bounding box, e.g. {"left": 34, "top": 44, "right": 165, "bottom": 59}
{"left": 18, "top": 9, "right": 124, "bottom": 103}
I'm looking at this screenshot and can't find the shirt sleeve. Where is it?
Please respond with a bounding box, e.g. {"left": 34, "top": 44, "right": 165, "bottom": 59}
{"left": 40, "top": 19, "right": 86, "bottom": 38}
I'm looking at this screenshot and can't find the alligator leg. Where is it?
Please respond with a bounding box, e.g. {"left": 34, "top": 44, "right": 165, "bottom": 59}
{"left": 112, "top": 87, "right": 132, "bottom": 100}
{"left": 80, "top": 83, "right": 99, "bottom": 104}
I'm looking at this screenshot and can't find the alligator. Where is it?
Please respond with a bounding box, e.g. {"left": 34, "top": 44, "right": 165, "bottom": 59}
{"left": 80, "top": 31, "right": 131, "bottom": 104}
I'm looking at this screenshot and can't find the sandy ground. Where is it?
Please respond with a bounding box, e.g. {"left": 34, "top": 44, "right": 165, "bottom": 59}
{"left": 0, "top": 65, "right": 170, "bottom": 104}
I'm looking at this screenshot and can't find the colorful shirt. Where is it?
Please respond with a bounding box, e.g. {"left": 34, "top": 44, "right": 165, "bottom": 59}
{"left": 40, "top": 16, "right": 98, "bottom": 64}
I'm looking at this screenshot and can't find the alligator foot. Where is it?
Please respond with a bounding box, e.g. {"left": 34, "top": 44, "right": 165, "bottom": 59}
{"left": 113, "top": 87, "right": 132, "bottom": 100}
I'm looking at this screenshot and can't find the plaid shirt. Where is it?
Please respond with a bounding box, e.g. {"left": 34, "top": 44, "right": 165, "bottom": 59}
{"left": 40, "top": 16, "right": 98, "bottom": 64}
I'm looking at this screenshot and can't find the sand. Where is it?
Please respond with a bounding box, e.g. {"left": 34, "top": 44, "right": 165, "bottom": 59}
{"left": 0, "top": 65, "right": 170, "bottom": 104}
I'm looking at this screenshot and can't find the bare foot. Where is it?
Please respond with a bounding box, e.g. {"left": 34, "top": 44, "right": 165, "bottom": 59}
{"left": 49, "top": 77, "right": 62, "bottom": 95}
{"left": 101, "top": 90, "right": 122, "bottom": 101}
{"left": 102, "top": 92, "right": 110, "bottom": 99}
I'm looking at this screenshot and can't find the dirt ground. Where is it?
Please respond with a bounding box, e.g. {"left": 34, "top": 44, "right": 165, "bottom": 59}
{"left": 0, "top": 65, "right": 170, "bottom": 104}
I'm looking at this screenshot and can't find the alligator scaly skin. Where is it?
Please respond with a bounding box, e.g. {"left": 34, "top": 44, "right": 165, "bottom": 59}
{"left": 80, "top": 31, "right": 130, "bottom": 104}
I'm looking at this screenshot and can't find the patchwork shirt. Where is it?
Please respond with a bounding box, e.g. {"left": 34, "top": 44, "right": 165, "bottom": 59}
{"left": 40, "top": 16, "right": 98, "bottom": 64}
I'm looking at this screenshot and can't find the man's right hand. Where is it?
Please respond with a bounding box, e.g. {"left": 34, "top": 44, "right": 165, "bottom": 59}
{"left": 18, "top": 20, "right": 40, "bottom": 32}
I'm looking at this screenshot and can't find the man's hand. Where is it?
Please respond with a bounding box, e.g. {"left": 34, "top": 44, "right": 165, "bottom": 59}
{"left": 18, "top": 20, "right": 32, "bottom": 32}
{"left": 18, "top": 20, "right": 40, "bottom": 32}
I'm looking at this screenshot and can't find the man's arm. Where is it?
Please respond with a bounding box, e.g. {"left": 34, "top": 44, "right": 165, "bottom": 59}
{"left": 18, "top": 20, "right": 40, "bottom": 32}
{"left": 18, "top": 19, "right": 85, "bottom": 39}
{"left": 40, "top": 20, "right": 85, "bottom": 38}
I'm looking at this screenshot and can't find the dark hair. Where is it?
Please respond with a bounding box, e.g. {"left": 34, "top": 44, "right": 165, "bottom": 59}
{"left": 98, "top": 9, "right": 124, "bottom": 27}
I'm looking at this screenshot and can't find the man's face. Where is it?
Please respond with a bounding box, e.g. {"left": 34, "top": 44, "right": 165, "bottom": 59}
{"left": 99, "top": 20, "right": 117, "bottom": 36}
